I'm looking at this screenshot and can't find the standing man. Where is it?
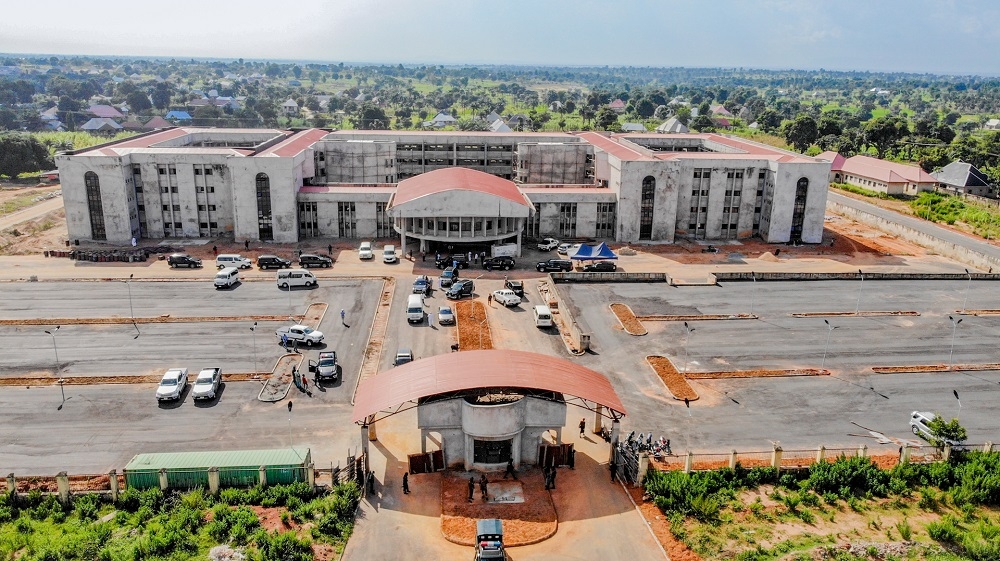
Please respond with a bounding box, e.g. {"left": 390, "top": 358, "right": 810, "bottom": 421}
{"left": 366, "top": 471, "right": 375, "bottom": 495}
{"left": 568, "top": 448, "right": 576, "bottom": 470}
{"left": 468, "top": 476, "right": 475, "bottom": 503}
{"left": 328, "top": 244, "right": 333, "bottom": 255}
{"left": 503, "top": 458, "right": 517, "bottom": 480}
{"left": 341, "top": 309, "right": 346, "bottom": 325}
{"left": 549, "top": 467, "right": 556, "bottom": 490}
{"left": 245, "top": 240, "right": 249, "bottom": 251}
{"left": 479, "top": 474, "right": 489, "bottom": 502}
{"left": 579, "top": 418, "right": 586, "bottom": 438}
{"left": 212, "top": 245, "right": 218, "bottom": 256}
{"left": 281, "top": 333, "right": 289, "bottom": 352}
{"left": 543, "top": 467, "right": 551, "bottom": 490}
{"left": 487, "top": 293, "right": 493, "bottom": 306}
{"left": 292, "top": 338, "right": 298, "bottom": 353}
{"left": 427, "top": 312, "right": 434, "bottom": 328}
{"left": 467, "top": 251, "right": 472, "bottom": 263}
{"left": 402, "top": 472, "right": 410, "bottom": 494}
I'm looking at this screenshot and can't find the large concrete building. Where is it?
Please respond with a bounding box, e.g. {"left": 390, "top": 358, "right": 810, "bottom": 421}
{"left": 56, "top": 127, "right": 831, "bottom": 251}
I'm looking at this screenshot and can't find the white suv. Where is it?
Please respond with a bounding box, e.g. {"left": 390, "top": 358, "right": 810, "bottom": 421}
{"left": 910, "top": 411, "right": 959, "bottom": 445}
{"left": 358, "top": 242, "right": 373, "bottom": 260}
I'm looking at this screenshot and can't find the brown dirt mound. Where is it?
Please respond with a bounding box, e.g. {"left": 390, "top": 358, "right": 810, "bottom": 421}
{"left": 611, "top": 303, "right": 647, "bottom": 335}
{"left": 0, "top": 372, "right": 268, "bottom": 386}
{"left": 685, "top": 368, "right": 827, "bottom": 379}
{"left": 646, "top": 356, "right": 698, "bottom": 401}
{"left": 456, "top": 300, "right": 493, "bottom": 350}
{"left": 440, "top": 470, "right": 557, "bottom": 547}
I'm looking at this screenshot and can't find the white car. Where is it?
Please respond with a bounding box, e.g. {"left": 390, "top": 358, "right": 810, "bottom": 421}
{"left": 438, "top": 305, "right": 456, "bottom": 325}
{"left": 156, "top": 368, "right": 188, "bottom": 401}
{"left": 492, "top": 289, "right": 522, "bottom": 307}
{"left": 537, "top": 238, "right": 560, "bottom": 251}
{"left": 910, "top": 411, "right": 959, "bottom": 445}
{"left": 556, "top": 243, "right": 571, "bottom": 255}
{"left": 275, "top": 324, "right": 325, "bottom": 346}
{"left": 358, "top": 241, "right": 373, "bottom": 260}
{"left": 191, "top": 368, "right": 221, "bottom": 400}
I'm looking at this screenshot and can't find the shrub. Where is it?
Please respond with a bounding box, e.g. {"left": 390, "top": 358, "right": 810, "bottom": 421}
{"left": 14, "top": 516, "right": 32, "bottom": 534}
{"left": 744, "top": 467, "right": 778, "bottom": 487}
{"left": 256, "top": 531, "right": 313, "bottom": 561}
{"left": 800, "top": 491, "right": 820, "bottom": 508}
{"left": 822, "top": 492, "right": 839, "bottom": 505}
{"left": 897, "top": 518, "right": 912, "bottom": 541}
{"left": 782, "top": 493, "right": 801, "bottom": 513}
{"left": 927, "top": 516, "right": 961, "bottom": 544}
{"left": 219, "top": 487, "right": 247, "bottom": 505}
{"left": 73, "top": 493, "right": 101, "bottom": 521}
{"left": 807, "top": 456, "right": 890, "bottom": 498}
{"left": 918, "top": 487, "right": 939, "bottom": 511}
{"left": 798, "top": 509, "right": 815, "bottom": 524}
{"left": 748, "top": 497, "right": 765, "bottom": 517}
{"left": 779, "top": 473, "right": 799, "bottom": 490}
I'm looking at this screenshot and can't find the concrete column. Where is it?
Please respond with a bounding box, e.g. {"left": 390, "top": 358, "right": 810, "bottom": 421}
{"left": 513, "top": 433, "right": 522, "bottom": 469}
{"left": 555, "top": 428, "right": 562, "bottom": 445}
{"left": 943, "top": 443, "right": 952, "bottom": 461}
{"left": 857, "top": 444, "right": 868, "bottom": 458}
{"left": 307, "top": 464, "right": 315, "bottom": 487}
{"left": 6, "top": 473, "right": 15, "bottom": 499}
{"left": 465, "top": 434, "right": 474, "bottom": 470}
{"left": 258, "top": 466, "right": 267, "bottom": 487}
{"left": 516, "top": 225, "right": 522, "bottom": 257}
{"left": 729, "top": 449, "right": 738, "bottom": 470}
{"left": 901, "top": 444, "right": 911, "bottom": 464}
{"left": 360, "top": 425, "right": 370, "bottom": 459}
{"left": 683, "top": 451, "right": 693, "bottom": 473}
{"left": 158, "top": 468, "right": 169, "bottom": 491}
{"left": 771, "top": 446, "right": 783, "bottom": 474}
{"left": 636, "top": 453, "right": 650, "bottom": 488}
{"left": 400, "top": 231, "right": 406, "bottom": 257}
{"left": 368, "top": 422, "right": 378, "bottom": 442}
{"left": 816, "top": 446, "right": 826, "bottom": 464}
{"left": 208, "top": 467, "right": 220, "bottom": 495}
{"left": 593, "top": 406, "right": 604, "bottom": 435}
{"left": 420, "top": 429, "right": 428, "bottom": 453}
{"left": 108, "top": 470, "right": 119, "bottom": 502}
{"left": 609, "top": 419, "right": 620, "bottom": 464}
{"left": 56, "top": 471, "right": 70, "bottom": 505}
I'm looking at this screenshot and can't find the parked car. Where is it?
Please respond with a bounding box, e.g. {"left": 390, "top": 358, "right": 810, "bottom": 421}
{"left": 438, "top": 305, "right": 456, "bottom": 325}
{"left": 505, "top": 279, "right": 524, "bottom": 297}
{"left": 382, "top": 245, "right": 398, "bottom": 264}
{"left": 492, "top": 289, "right": 522, "bottom": 307}
{"left": 583, "top": 261, "right": 617, "bottom": 272}
{"left": 358, "top": 241, "right": 373, "bottom": 260}
{"left": 155, "top": 368, "right": 188, "bottom": 401}
{"left": 483, "top": 255, "right": 515, "bottom": 271}
{"left": 299, "top": 254, "right": 333, "bottom": 268}
{"left": 413, "top": 275, "right": 431, "bottom": 295}
{"left": 446, "top": 279, "right": 475, "bottom": 300}
{"left": 257, "top": 255, "right": 291, "bottom": 270}
{"left": 536, "top": 259, "right": 573, "bottom": 272}
{"left": 275, "top": 324, "right": 325, "bottom": 346}
{"left": 393, "top": 348, "right": 414, "bottom": 366}
{"left": 191, "top": 368, "right": 221, "bottom": 400}
{"left": 537, "top": 238, "right": 560, "bottom": 251}
{"left": 910, "top": 411, "right": 960, "bottom": 445}
{"left": 440, "top": 267, "right": 459, "bottom": 287}
{"left": 216, "top": 254, "right": 253, "bottom": 269}
{"left": 310, "top": 351, "right": 339, "bottom": 382}
{"left": 556, "top": 243, "right": 571, "bottom": 255}
{"left": 436, "top": 254, "right": 469, "bottom": 269}
{"left": 167, "top": 253, "right": 202, "bottom": 268}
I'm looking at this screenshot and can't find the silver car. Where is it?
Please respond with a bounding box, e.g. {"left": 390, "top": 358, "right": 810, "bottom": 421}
{"left": 438, "top": 305, "right": 456, "bottom": 325}
{"left": 156, "top": 368, "right": 188, "bottom": 401}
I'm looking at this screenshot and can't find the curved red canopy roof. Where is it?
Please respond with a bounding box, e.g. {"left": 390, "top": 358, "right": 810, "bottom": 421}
{"left": 389, "top": 167, "right": 532, "bottom": 208}
{"left": 352, "top": 349, "right": 626, "bottom": 423}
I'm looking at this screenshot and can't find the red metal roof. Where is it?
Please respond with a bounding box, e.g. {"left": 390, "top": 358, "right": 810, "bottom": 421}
{"left": 576, "top": 132, "right": 656, "bottom": 161}
{"left": 839, "top": 155, "right": 937, "bottom": 184}
{"left": 389, "top": 167, "right": 532, "bottom": 208}
{"left": 257, "top": 128, "right": 329, "bottom": 157}
{"left": 351, "top": 350, "right": 626, "bottom": 423}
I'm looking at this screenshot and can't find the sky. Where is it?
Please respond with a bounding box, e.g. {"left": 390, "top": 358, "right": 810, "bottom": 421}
{"left": 2, "top": 0, "right": 999, "bottom": 75}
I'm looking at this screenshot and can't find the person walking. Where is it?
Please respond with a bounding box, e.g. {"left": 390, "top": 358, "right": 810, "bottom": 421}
{"left": 468, "top": 476, "right": 475, "bottom": 502}
{"left": 479, "top": 474, "right": 489, "bottom": 502}
{"left": 609, "top": 458, "right": 617, "bottom": 483}
{"left": 292, "top": 338, "right": 298, "bottom": 353}
{"left": 281, "top": 333, "right": 289, "bottom": 352}
{"left": 568, "top": 448, "right": 576, "bottom": 470}
{"left": 212, "top": 245, "right": 218, "bottom": 256}
{"left": 341, "top": 309, "right": 346, "bottom": 325}
{"left": 244, "top": 239, "right": 249, "bottom": 251}
{"left": 487, "top": 293, "right": 493, "bottom": 306}
{"left": 503, "top": 459, "right": 517, "bottom": 480}
{"left": 543, "top": 467, "right": 551, "bottom": 490}
{"left": 427, "top": 312, "right": 434, "bottom": 328}
{"left": 328, "top": 244, "right": 333, "bottom": 255}
{"left": 402, "top": 472, "right": 410, "bottom": 494}
{"left": 579, "top": 418, "right": 586, "bottom": 437}
{"left": 366, "top": 471, "right": 375, "bottom": 495}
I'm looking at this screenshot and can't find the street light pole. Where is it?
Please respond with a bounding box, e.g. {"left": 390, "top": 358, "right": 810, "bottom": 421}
{"left": 682, "top": 321, "right": 696, "bottom": 374}
{"left": 44, "top": 326, "right": 61, "bottom": 373}
{"left": 749, "top": 271, "right": 757, "bottom": 317}
{"left": 948, "top": 315, "right": 963, "bottom": 369}
{"left": 962, "top": 269, "right": 972, "bottom": 314}
{"left": 251, "top": 321, "right": 258, "bottom": 374}
{"left": 125, "top": 273, "right": 135, "bottom": 321}
{"left": 822, "top": 319, "right": 840, "bottom": 370}
{"left": 855, "top": 269, "right": 864, "bottom": 315}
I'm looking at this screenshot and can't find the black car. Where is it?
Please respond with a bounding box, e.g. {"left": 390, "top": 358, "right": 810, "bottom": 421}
{"left": 583, "top": 261, "right": 617, "bottom": 272}
{"left": 257, "top": 255, "right": 291, "bottom": 270}
{"left": 435, "top": 254, "right": 469, "bottom": 269}
{"left": 440, "top": 266, "right": 459, "bottom": 287}
{"left": 167, "top": 253, "right": 202, "bottom": 268}
{"left": 536, "top": 259, "right": 573, "bottom": 272}
{"left": 483, "top": 255, "right": 515, "bottom": 271}
{"left": 299, "top": 254, "right": 333, "bottom": 268}
{"left": 446, "top": 279, "right": 475, "bottom": 300}
{"left": 505, "top": 279, "right": 524, "bottom": 297}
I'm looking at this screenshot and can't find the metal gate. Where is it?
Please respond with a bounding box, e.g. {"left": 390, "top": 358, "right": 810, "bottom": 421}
{"left": 613, "top": 440, "right": 640, "bottom": 485}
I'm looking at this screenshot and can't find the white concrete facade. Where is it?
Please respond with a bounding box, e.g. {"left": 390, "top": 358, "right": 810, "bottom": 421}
{"left": 56, "top": 127, "right": 830, "bottom": 245}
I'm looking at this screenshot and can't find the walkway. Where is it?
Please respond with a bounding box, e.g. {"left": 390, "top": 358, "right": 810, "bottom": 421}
{"left": 0, "top": 195, "right": 63, "bottom": 230}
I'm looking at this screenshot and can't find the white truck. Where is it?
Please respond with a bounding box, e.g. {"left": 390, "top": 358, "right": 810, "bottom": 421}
{"left": 491, "top": 243, "right": 518, "bottom": 258}
{"left": 191, "top": 367, "right": 222, "bottom": 400}
{"left": 491, "top": 289, "right": 522, "bottom": 307}
{"left": 275, "top": 324, "right": 325, "bottom": 347}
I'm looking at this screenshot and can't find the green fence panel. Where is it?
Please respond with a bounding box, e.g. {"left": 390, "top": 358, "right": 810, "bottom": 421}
{"left": 124, "top": 470, "right": 160, "bottom": 490}
{"left": 219, "top": 468, "right": 260, "bottom": 488}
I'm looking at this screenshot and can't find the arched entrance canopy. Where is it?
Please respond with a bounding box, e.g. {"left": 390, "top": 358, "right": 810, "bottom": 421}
{"left": 352, "top": 350, "right": 626, "bottom": 424}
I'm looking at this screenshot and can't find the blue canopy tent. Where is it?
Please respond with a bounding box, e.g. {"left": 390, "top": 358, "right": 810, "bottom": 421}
{"left": 570, "top": 242, "right": 618, "bottom": 261}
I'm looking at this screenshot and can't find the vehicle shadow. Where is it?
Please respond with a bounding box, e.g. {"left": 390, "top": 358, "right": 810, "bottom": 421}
{"left": 156, "top": 386, "right": 189, "bottom": 409}
{"left": 193, "top": 383, "right": 227, "bottom": 407}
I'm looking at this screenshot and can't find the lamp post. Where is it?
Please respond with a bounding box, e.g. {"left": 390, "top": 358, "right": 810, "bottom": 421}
{"left": 854, "top": 269, "right": 864, "bottom": 315}
{"left": 682, "top": 321, "right": 696, "bottom": 374}
{"left": 962, "top": 269, "right": 972, "bottom": 314}
{"left": 948, "top": 315, "right": 963, "bottom": 369}
{"left": 749, "top": 271, "right": 757, "bottom": 317}
{"left": 822, "top": 319, "right": 840, "bottom": 370}
{"left": 44, "top": 326, "right": 60, "bottom": 373}
{"left": 125, "top": 273, "right": 135, "bottom": 321}
{"left": 250, "top": 321, "right": 258, "bottom": 375}
{"left": 953, "top": 389, "right": 962, "bottom": 421}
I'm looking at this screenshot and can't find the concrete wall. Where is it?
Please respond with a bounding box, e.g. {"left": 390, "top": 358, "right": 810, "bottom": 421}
{"left": 517, "top": 142, "right": 593, "bottom": 184}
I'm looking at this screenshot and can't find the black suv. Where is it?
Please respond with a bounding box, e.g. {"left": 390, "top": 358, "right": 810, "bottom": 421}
{"left": 505, "top": 279, "right": 524, "bottom": 297}
{"left": 257, "top": 255, "right": 291, "bottom": 270}
{"left": 446, "top": 279, "right": 475, "bottom": 300}
{"left": 440, "top": 266, "right": 459, "bottom": 287}
{"left": 435, "top": 254, "right": 469, "bottom": 269}
{"left": 483, "top": 255, "right": 515, "bottom": 271}
{"left": 536, "top": 259, "right": 573, "bottom": 272}
{"left": 299, "top": 254, "right": 333, "bottom": 268}
{"left": 167, "top": 253, "right": 202, "bottom": 268}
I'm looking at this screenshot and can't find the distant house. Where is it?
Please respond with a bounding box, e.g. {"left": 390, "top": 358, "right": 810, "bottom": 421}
{"left": 932, "top": 161, "right": 994, "bottom": 198}
{"left": 489, "top": 118, "right": 512, "bottom": 133}
{"left": 484, "top": 111, "right": 502, "bottom": 123}
{"left": 738, "top": 106, "right": 754, "bottom": 123}
{"left": 282, "top": 99, "right": 299, "bottom": 116}
{"left": 655, "top": 117, "right": 689, "bottom": 134}
{"left": 710, "top": 104, "right": 733, "bottom": 117}
{"left": 506, "top": 114, "right": 531, "bottom": 131}
{"left": 548, "top": 100, "right": 563, "bottom": 112}
{"left": 39, "top": 106, "right": 59, "bottom": 120}
{"left": 88, "top": 104, "right": 124, "bottom": 119}
{"left": 620, "top": 122, "right": 647, "bottom": 132}
{"left": 165, "top": 111, "right": 192, "bottom": 122}
{"left": 428, "top": 112, "right": 457, "bottom": 128}
{"left": 121, "top": 118, "right": 145, "bottom": 131}
{"left": 984, "top": 118, "right": 1000, "bottom": 130}
{"left": 288, "top": 80, "right": 301, "bottom": 87}
{"left": 714, "top": 117, "right": 732, "bottom": 129}
{"left": 80, "top": 117, "right": 124, "bottom": 133}
{"left": 608, "top": 99, "right": 626, "bottom": 113}
{"left": 143, "top": 116, "right": 174, "bottom": 130}
{"left": 819, "top": 152, "right": 937, "bottom": 196}
{"left": 44, "top": 120, "right": 65, "bottom": 131}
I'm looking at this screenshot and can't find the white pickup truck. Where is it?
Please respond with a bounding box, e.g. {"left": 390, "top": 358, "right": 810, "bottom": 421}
{"left": 275, "top": 324, "right": 325, "bottom": 346}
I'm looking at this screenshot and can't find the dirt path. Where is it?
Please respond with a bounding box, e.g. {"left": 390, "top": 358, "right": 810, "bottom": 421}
{"left": 0, "top": 195, "right": 63, "bottom": 231}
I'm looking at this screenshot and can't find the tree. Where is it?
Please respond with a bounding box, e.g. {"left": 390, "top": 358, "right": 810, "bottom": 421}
{"left": 757, "top": 109, "right": 782, "bottom": 133}
{"left": 355, "top": 103, "right": 388, "bottom": 130}
{"left": 126, "top": 91, "right": 152, "bottom": 114}
{"left": 635, "top": 97, "right": 656, "bottom": 118}
{"left": 292, "top": 65, "right": 302, "bottom": 79}
{"left": 151, "top": 83, "right": 173, "bottom": 110}
{"left": 457, "top": 118, "right": 489, "bottom": 131}
{"left": 782, "top": 114, "right": 819, "bottom": 152}
{"left": 595, "top": 106, "right": 619, "bottom": 130}
{"left": 192, "top": 105, "right": 223, "bottom": 126}
{"left": 863, "top": 116, "right": 909, "bottom": 158}
{"left": 0, "top": 132, "right": 53, "bottom": 178}
{"left": 927, "top": 415, "right": 967, "bottom": 447}
{"left": 690, "top": 114, "right": 716, "bottom": 132}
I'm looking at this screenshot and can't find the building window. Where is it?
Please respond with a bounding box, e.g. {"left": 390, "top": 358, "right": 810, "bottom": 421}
{"left": 525, "top": 204, "right": 541, "bottom": 238}
{"left": 558, "top": 203, "right": 577, "bottom": 237}
{"left": 639, "top": 176, "right": 655, "bottom": 240}
{"left": 376, "top": 202, "right": 392, "bottom": 238}
{"left": 256, "top": 173, "right": 273, "bottom": 241}
{"left": 338, "top": 202, "right": 357, "bottom": 238}
{"left": 722, "top": 170, "right": 744, "bottom": 239}
{"left": 790, "top": 177, "right": 809, "bottom": 241}
{"left": 473, "top": 439, "right": 512, "bottom": 464}
{"left": 84, "top": 172, "right": 106, "bottom": 240}
{"left": 299, "top": 202, "right": 318, "bottom": 238}
{"left": 690, "top": 168, "right": 712, "bottom": 239}
{"left": 596, "top": 202, "right": 616, "bottom": 238}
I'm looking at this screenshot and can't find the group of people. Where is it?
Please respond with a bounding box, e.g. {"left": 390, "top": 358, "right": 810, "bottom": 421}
{"left": 543, "top": 466, "right": 558, "bottom": 490}
{"left": 468, "top": 474, "right": 490, "bottom": 502}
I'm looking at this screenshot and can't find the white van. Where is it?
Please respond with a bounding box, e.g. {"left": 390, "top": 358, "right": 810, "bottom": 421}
{"left": 216, "top": 254, "right": 252, "bottom": 269}
{"left": 214, "top": 267, "right": 240, "bottom": 288}
{"left": 383, "top": 245, "right": 397, "bottom": 263}
{"left": 358, "top": 241, "right": 373, "bottom": 260}
{"left": 533, "top": 305, "right": 553, "bottom": 327}
{"left": 276, "top": 268, "right": 317, "bottom": 289}
{"left": 406, "top": 294, "right": 425, "bottom": 323}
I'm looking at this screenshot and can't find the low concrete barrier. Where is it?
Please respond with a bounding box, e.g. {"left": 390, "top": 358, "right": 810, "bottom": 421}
{"left": 551, "top": 272, "right": 669, "bottom": 283}
{"left": 715, "top": 271, "right": 1000, "bottom": 282}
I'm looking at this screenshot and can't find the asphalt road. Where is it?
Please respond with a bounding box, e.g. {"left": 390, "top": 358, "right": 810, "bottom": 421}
{"left": 560, "top": 279, "right": 1000, "bottom": 454}
{"left": 829, "top": 191, "right": 1000, "bottom": 261}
